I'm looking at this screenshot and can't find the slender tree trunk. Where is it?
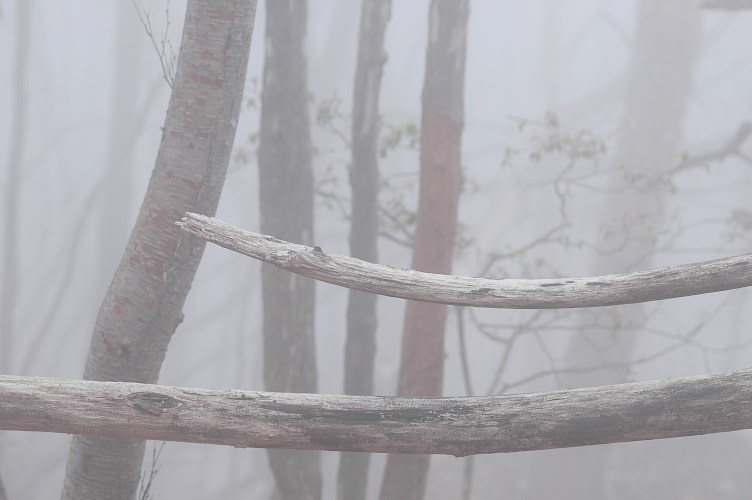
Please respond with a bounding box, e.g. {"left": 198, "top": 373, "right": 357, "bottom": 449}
{"left": 0, "top": 2, "right": 31, "bottom": 491}
{"left": 563, "top": 0, "right": 700, "bottom": 395}
{"left": 60, "top": 2, "right": 256, "bottom": 499}
{"left": 337, "top": 2, "right": 392, "bottom": 500}
{"left": 527, "top": 1, "right": 700, "bottom": 497}
{"left": 379, "top": 1, "right": 469, "bottom": 499}
{"left": 1, "top": 0, "right": 31, "bottom": 375}
{"left": 258, "top": 1, "right": 320, "bottom": 499}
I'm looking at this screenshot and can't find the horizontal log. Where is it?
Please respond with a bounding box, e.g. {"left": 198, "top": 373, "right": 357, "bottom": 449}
{"left": 177, "top": 212, "right": 752, "bottom": 309}
{"left": 2, "top": 372, "right": 751, "bottom": 456}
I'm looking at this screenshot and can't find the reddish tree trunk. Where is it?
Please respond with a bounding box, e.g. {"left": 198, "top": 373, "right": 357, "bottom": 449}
{"left": 61, "top": 2, "right": 256, "bottom": 499}
{"left": 379, "top": 1, "right": 469, "bottom": 499}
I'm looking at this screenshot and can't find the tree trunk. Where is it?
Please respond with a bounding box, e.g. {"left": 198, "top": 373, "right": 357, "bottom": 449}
{"left": 60, "top": 2, "right": 256, "bottom": 499}
{"left": 1, "top": 0, "right": 31, "bottom": 375}
{"left": 528, "top": 1, "right": 701, "bottom": 497}
{"left": 338, "top": 1, "right": 392, "bottom": 499}
{"left": 258, "top": 1, "right": 320, "bottom": 499}
{"left": 379, "top": 1, "right": 469, "bottom": 499}
{"left": 0, "top": 1, "right": 31, "bottom": 492}
{"left": 562, "top": 0, "right": 700, "bottom": 410}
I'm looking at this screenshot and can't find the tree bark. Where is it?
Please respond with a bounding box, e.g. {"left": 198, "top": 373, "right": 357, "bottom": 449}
{"left": 380, "top": 1, "right": 469, "bottom": 499}
{"left": 338, "top": 1, "right": 392, "bottom": 499}
{"left": 3, "top": 371, "right": 752, "bottom": 454}
{"left": 179, "top": 213, "right": 752, "bottom": 310}
{"left": 258, "top": 1, "right": 320, "bottom": 499}
{"left": 60, "top": 2, "right": 256, "bottom": 499}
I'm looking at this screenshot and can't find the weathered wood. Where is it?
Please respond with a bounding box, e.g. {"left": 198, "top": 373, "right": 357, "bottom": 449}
{"left": 177, "top": 212, "right": 752, "bottom": 309}
{"left": 2, "top": 372, "right": 752, "bottom": 456}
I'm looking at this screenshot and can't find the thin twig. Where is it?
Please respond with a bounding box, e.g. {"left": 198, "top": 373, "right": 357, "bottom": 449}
{"left": 131, "top": 0, "right": 175, "bottom": 88}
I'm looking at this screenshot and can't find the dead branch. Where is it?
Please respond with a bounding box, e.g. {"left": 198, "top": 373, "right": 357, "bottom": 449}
{"left": 1, "top": 373, "right": 751, "bottom": 456}
{"left": 177, "top": 212, "right": 752, "bottom": 309}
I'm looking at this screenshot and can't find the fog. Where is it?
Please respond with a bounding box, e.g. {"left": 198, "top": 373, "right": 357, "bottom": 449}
{"left": 2, "top": 1, "right": 752, "bottom": 498}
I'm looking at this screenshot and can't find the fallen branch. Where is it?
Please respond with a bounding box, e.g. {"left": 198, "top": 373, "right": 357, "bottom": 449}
{"left": 177, "top": 212, "right": 752, "bottom": 309}
{"left": 1, "top": 372, "right": 751, "bottom": 456}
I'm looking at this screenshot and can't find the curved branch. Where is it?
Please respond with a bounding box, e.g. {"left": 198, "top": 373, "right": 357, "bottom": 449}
{"left": 177, "top": 213, "right": 752, "bottom": 309}
{"left": 2, "top": 372, "right": 752, "bottom": 456}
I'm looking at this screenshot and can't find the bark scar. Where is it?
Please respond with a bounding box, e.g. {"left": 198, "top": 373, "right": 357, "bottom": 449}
{"left": 127, "top": 391, "right": 181, "bottom": 415}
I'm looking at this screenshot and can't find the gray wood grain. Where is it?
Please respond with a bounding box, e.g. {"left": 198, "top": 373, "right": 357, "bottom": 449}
{"left": 177, "top": 212, "right": 752, "bottom": 309}
{"left": 3, "top": 372, "right": 751, "bottom": 456}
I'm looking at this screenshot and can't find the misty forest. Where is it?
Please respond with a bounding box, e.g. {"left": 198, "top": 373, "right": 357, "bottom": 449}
{"left": 2, "top": 1, "right": 752, "bottom": 499}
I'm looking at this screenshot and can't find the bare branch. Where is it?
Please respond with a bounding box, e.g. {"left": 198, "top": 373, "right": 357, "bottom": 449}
{"left": 476, "top": 223, "right": 569, "bottom": 277}
{"left": 675, "top": 122, "right": 752, "bottom": 172}
{"left": 131, "top": 0, "right": 176, "bottom": 88}
{"left": 2, "top": 373, "right": 752, "bottom": 456}
{"left": 177, "top": 212, "right": 752, "bottom": 309}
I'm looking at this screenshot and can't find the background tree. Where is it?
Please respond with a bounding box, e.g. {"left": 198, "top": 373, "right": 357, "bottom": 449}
{"left": 258, "top": 1, "right": 320, "bottom": 499}
{"left": 565, "top": 0, "right": 701, "bottom": 388}
{"left": 3, "top": 2, "right": 752, "bottom": 498}
{"left": 61, "top": 2, "right": 256, "bottom": 499}
{"left": 338, "top": 1, "right": 392, "bottom": 500}
{"left": 379, "top": 1, "right": 469, "bottom": 499}
{"left": 527, "top": 2, "right": 702, "bottom": 497}
{"left": 0, "top": 1, "right": 30, "bottom": 494}
{"left": 1, "top": 0, "right": 30, "bottom": 375}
